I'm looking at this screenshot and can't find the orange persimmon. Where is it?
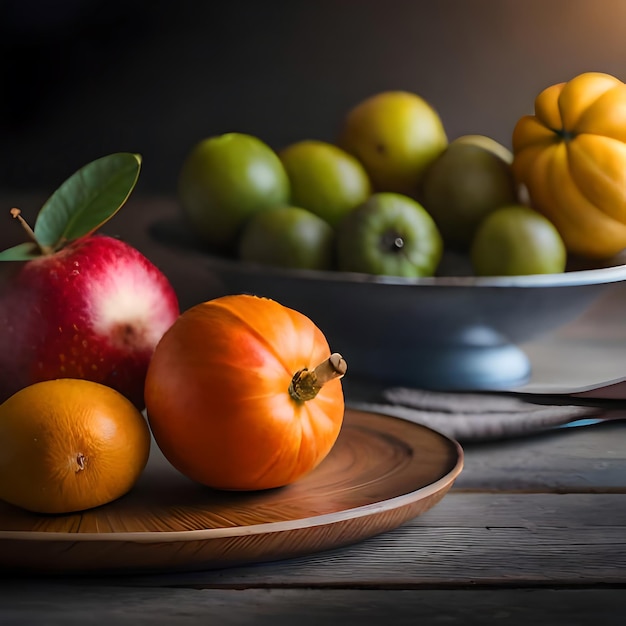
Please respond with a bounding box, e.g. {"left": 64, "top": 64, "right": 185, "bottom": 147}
{"left": 144, "top": 294, "right": 346, "bottom": 491}
{"left": 512, "top": 71, "right": 626, "bottom": 259}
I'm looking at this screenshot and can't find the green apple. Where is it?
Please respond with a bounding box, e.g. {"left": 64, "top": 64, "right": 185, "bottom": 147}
{"left": 238, "top": 205, "right": 335, "bottom": 270}
{"left": 178, "top": 133, "right": 290, "bottom": 252}
{"left": 336, "top": 192, "right": 443, "bottom": 277}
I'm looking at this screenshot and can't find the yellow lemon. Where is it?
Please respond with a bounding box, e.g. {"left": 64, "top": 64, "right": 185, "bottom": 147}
{"left": 338, "top": 91, "right": 448, "bottom": 196}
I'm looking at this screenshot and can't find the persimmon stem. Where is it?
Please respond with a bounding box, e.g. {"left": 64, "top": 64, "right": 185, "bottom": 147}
{"left": 10, "top": 208, "right": 54, "bottom": 255}
{"left": 289, "top": 353, "right": 347, "bottom": 402}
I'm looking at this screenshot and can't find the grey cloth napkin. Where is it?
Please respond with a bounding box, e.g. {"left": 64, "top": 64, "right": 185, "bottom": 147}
{"left": 348, "top": 387, "right": 614, "bottom": 442}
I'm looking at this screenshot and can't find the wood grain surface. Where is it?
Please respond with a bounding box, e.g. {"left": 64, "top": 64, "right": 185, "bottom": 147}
{"left": 0, "top": 586, "right": 625, "bottom": 626}
{"left": 62, "top": 491, "right": 623, "bottom": 589}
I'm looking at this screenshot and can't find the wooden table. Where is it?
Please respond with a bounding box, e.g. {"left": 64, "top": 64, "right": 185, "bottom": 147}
{"left": 1, "top": 417, "right": 625, "bottom": 624}
{"left": 1, "top": 196, "right": 625, "bottom": 623}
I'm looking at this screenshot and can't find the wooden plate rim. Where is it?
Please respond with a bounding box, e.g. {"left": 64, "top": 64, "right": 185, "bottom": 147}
{"left": 0, "top": 414, "right": 464, "bottom": 544}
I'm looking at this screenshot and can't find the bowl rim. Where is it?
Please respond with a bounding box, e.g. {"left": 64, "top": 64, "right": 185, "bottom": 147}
{"left": 150, "top": 213, "right": 626, "bottom": 290}
{"left": 202, "top": 253, "right": 626, "bottom": 289}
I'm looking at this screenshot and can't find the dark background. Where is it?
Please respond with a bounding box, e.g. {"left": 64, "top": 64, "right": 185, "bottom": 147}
{"left": 1, "top": 0, "right": 625, "bottom": 196}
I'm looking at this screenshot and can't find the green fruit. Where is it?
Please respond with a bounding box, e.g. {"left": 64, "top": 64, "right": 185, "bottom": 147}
{"left": 178, "top": 133, "right": 290, "bottom": 251}
{"left": 336, "top": 192, "right": 443, "bottom": 278}
{"left": 453, "top": 134, "right": 513, "bottom": 164}
{"left": 419, "top": 141, "right": 518, "bottom": 251}
{"left": 279, "top": 140, "right": 372, "bottom": 227}
{"left": 238, "top": 206, "right": 335, "bottom": 271}
{"left": 470, "top": 205, "right": 567, "bottom": 276}
{"left": 338, "top": 91, "right": 448, "bottom": 196}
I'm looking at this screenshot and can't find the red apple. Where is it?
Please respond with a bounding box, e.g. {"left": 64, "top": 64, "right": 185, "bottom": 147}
{"left": 0, "top": 152, "right": 179, "bottom": 408}
{"left": 0, "top": 234, "right": 179, "bottom": 408}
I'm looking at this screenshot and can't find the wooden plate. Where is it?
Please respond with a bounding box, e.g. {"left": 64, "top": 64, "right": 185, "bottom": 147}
{"left": 0, "top": 409, "right": 463, "bottom": 575}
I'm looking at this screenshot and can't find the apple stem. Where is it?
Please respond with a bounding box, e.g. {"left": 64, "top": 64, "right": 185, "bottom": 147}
{"left": 10, "top": 208, "right": 54, "bottom": 255}
{"left": 288, "top": 352, "right": 347, "bottom": 402}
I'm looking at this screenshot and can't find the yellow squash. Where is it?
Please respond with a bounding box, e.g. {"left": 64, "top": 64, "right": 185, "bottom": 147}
{"left": 512, "top": 72, "right": 626, "bottom": 259}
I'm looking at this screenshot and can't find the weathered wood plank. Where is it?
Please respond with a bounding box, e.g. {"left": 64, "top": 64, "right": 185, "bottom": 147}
{"left": 1, "top": 587, "right": 625, "bottom": 626}
{"left": 114, "top": 525, "right": 624, "bottom": 588}
{"left": 404, "top": 491, "right": 626, "bottom": 529}
{"left": 16, "top": 493, "right": 623, "bottom": 588}
{"left": 456, "top": 421, "right": 626, "bottom": 492}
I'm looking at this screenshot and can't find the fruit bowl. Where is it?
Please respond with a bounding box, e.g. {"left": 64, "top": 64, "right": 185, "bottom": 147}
{"left": 148, "top": 214, "right": 626, "bottom": 392}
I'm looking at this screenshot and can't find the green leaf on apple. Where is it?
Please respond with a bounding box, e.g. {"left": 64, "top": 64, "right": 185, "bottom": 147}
{"left": 0, "top": 242, "right": 41, "bottom": 261}
{"left": 1, "top": 152, "right": 142, "bottom": 262}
